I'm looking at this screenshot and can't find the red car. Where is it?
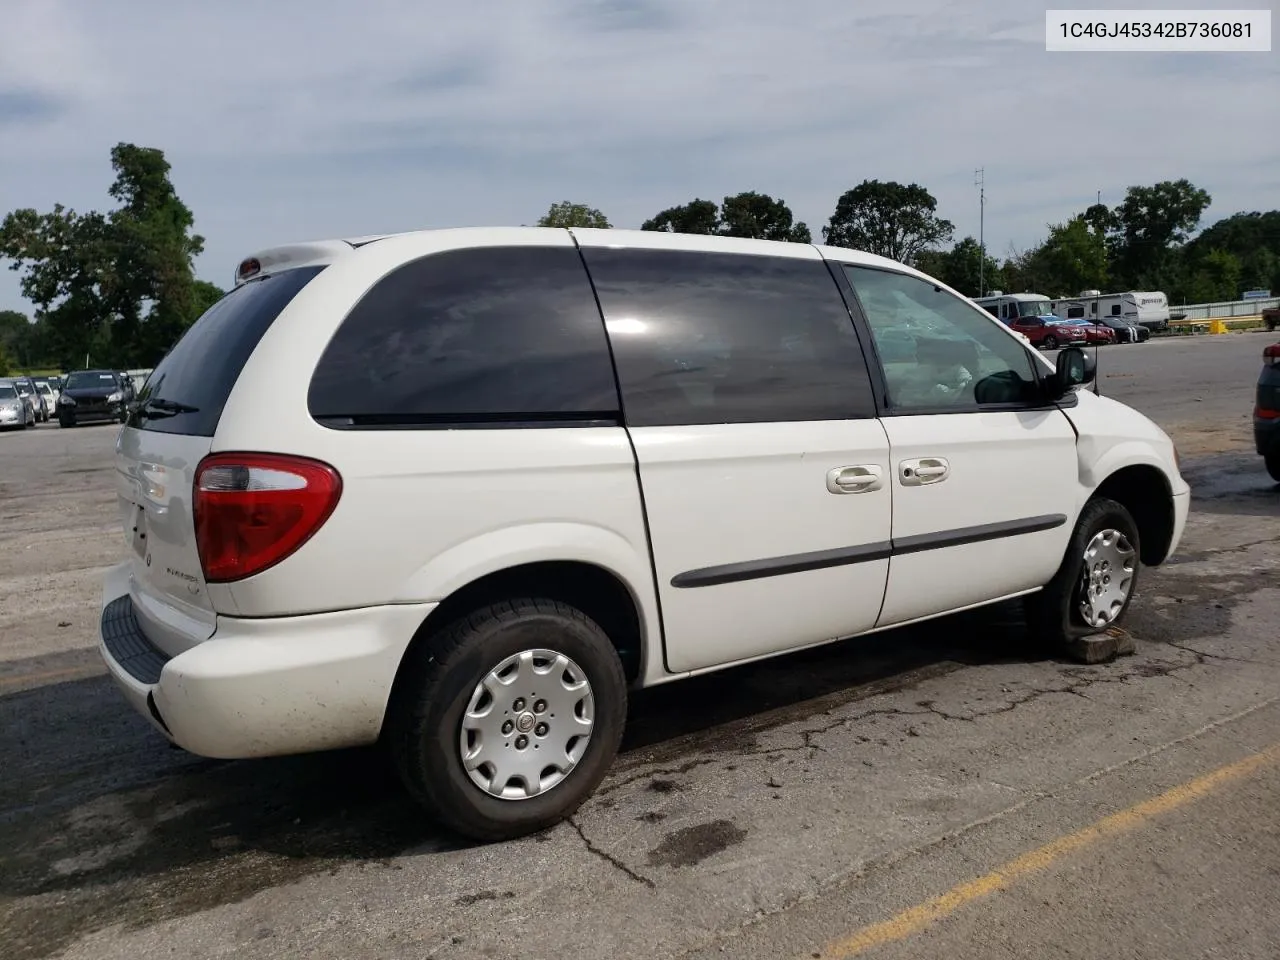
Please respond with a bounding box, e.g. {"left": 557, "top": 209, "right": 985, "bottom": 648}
{"left": 1008, "top": 316, "right": 1092, "bottom": 349}
{"left": 1078, "top": 322, "right": 1118, "bottom": 346}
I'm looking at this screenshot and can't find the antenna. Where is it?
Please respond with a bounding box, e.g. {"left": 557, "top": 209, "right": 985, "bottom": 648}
{"left": 1093, "top": 289, "right": 1101, "bottom": 395}
{"left": 975, "top": 168, "right": 985, "bottom": 297}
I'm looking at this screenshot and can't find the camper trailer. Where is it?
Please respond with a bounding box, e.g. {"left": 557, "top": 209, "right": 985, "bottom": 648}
{"left": 971, "top": 291, "right": 1055, "bottom": 323}
{"left": 1050, "top": 291, "right": 1170, "bottom": 333}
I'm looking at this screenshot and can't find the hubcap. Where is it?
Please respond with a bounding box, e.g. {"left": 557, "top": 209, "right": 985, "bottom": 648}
{"left": 1077, "top": 528, "right": 1136, "bottom": 628}
{"left": 459, "top": 649, "right": 594, "bottom": 801}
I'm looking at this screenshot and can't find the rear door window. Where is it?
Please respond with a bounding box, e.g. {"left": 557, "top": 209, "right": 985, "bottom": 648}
{"left": 131, "top": 266, "right": 323, "bottom": 436}
{"left": 581, "top": 248, "right": 875, "bottom": 427}
{"left": 307, "top": 245, "right": 619, "bottom": 427}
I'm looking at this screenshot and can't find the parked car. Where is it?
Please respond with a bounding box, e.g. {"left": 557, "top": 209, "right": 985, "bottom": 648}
{"left": 1264, "top": 304, "right": 1278, "bottom": 333}
{"left": 7, "top": 375, "right": 48, "bottom": 422}
{"left": 56, "top": 369, "right": 130, "bottom": 427}
{"left": 34, "top": 379, "right": 57, "bottom": 415}
{"left": 1095, "top": 317, "right": 1149, "bottom": 343}
{"left": 1072, "top": 320, "right": 1118, "bottom": 346}
{"left": 97, "top": 227, "right": 1189, "bottom": 842}
{"left": 0, "top": 380, "right": 36, "bottom": 430}
{"left": 1255, "top": 342, "right": 1280, "bottom": 482}
{"left": 1008, "top": 315, "right": 1091, "bottom": 349}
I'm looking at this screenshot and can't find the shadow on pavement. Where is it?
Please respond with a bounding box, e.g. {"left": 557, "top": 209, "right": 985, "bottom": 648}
{"left": 0, "top": 600, "right": 1048, "bottom": 960}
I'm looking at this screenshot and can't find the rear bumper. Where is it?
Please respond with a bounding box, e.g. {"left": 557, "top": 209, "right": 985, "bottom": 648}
{"left": 98, "top": 562, "right": 436, "bottom": 759}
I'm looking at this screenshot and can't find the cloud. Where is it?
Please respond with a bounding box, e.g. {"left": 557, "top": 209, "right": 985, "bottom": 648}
{"left": 0, "top": 0, "right": 1276, "bottom": 312}
{"left": 0, "top": 88, "right": 67, "bottom": 126}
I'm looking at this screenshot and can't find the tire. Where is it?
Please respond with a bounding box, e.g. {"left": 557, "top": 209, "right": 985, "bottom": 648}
{"left": 1042, "top": 335, "right": 1058, "bottom": 350}
{"left": 1266, "top": 451, "right": 1280, "bottom": 484}
{"left": 1025, "top": 497, "right": 1141, "bottom": 649}
{"left": 386, "top": 598, "right": 627, "bottom": 842}
{"left": 58, "top": 413, "right": 73, "bottom": 428}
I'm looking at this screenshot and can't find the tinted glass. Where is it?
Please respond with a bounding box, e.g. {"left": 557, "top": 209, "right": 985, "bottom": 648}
{"left": 844, "top": 265, "right": 1039, "bottom": 412}
{"left": 582, "top": 248, "right": 873, "bottom": 427}
{"left": 130, "top": 266, "right": 323, "bottom": 436}
{"left": 1067, "top": 306, "right": 1084, "bottom": 319}
{"left": 65, "top": 371, "right": 117, "bottom": 390}
{"left": 0, "top": 384, "right": 16, "bottom": 399}
{"left": 308, "top": 246, "right": 618, "bottom": 426}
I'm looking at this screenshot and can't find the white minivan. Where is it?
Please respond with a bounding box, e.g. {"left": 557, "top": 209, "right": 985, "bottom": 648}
{"left": 99, "top": 228, "right": 1190, "bottom": 841}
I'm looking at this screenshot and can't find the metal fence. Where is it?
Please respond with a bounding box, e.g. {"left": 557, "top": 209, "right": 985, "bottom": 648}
{"left": 1172, "top": 296, "right": 1279, "bottom": 320}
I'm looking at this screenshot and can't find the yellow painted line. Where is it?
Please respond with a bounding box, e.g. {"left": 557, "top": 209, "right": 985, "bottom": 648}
{"left": 0, "top": 665, "right": 104, "bottom": 688}
{"left": 811, "top": 741, "right": 1280, "bottom": 959}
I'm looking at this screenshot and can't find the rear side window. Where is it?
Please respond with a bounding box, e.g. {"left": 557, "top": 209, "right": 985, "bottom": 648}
{"left": 581, "top": 248, "right": 874, "bottom": 427}
{"left": 131, "top": 266, "right": 323, "bottom": 436}
{"left": 307, "top": 246, "right": 619, "bottom": 427}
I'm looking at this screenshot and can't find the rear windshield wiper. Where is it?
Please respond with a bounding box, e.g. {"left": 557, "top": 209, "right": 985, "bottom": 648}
{"left": 140, "top": 398, "right": 200, "bottom": 418}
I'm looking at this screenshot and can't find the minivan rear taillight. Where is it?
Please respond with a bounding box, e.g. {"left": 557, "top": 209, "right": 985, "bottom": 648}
{"left": 193, "top": 453, "right": 342, "bottom": 583}
{"left": 1265, "top": 344, "right": 1280, "bottom": 366}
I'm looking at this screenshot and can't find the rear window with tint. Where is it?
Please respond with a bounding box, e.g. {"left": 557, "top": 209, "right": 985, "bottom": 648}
{"left": 307, "top": 245, "right": 619, "bottom": 427}
{"left": 130, "top": 266, "right": 323, "bottom": 436}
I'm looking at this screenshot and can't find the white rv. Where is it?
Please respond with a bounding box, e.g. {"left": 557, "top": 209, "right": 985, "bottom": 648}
{"left": 1050, "top": 291, "right": 1170, "bottom": 332}
{"left": 971, "top": 291, "right": 1055, "bottom": 323}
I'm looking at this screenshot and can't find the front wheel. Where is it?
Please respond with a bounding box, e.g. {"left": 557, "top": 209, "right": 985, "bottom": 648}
{"left": 387, "top": 598, "right": 627, "bottom": 842}
{"left": 1026, "top": 497, "right": 1141, "bottom": 648}
{"left": 1042, "top": 335, "right": 1058, "bottom": 350}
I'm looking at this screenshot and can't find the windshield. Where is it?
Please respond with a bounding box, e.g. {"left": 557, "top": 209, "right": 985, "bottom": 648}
{"left": 0, "top": 384, "right": 17, "bottom": 399}
{"left": 36, "top": 382, "right": 53, "bottom": 394}
{"left": 13, "top": 382, "right": 32, "bottom": 395}
{"left": 65, "top": 372, "right": 118, "bottom": 390}
{"left": 1016, "top": 301, "right": 1052, "bottom": 318}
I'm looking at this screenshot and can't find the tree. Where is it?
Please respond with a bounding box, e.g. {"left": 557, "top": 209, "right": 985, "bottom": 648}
{"left": 1033, "top": 216, "right": 1109, "bottom": 296}
{"left": 0, "top": 143, "right": 207, "bottom": 368}
{"left": 915, "top": 237, "right": 1003, "bottom": 297}
{"left": 640, "top": 199, "right": 721, "bottom": 235}
{"left": 1108, "top": 179, "right": 1211, "bottom": 289}
{"left": 1184, "top": 248, "right": 1243, "bottom": 303}
{"left": 536, "top": 201, "right": 611, "bottom": 229}
{"left": 718, "top": 191, "right": 811, "bottom": 242}
{"left": 822, "top": 180, "right": 953, "bottom": 264}
{"left": 0, "top": 340, "right": 10, "bottom": 376}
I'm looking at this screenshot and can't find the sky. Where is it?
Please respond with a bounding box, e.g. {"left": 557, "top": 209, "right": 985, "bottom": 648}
{"left": 1, "top": 0, "right": 1278, "bottom": 313}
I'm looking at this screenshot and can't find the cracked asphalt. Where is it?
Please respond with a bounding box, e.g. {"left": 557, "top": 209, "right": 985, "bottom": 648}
{"left": 2, "top": 331, "right": 1277, "bottom": 960}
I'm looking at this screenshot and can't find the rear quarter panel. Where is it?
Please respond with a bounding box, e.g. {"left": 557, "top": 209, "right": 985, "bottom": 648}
{"left": 211, "top": 229, "right": 666, "bottom": 682}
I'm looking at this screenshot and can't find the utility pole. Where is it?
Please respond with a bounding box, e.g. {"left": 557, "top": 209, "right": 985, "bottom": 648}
{"left": 975, "top": 168, "right": 985, "bottom": 297}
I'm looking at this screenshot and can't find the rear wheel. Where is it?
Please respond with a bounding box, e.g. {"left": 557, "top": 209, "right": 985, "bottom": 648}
{"left": 1266, "top": 451, "right": 1280, "bottom": 483}
{"left": 1042, "top": 334, "right": 1058, "bottom": 350}
{"left": 387, "top": 598, "right": 627, "bottom": 842}
{"left": 57, "top": 412, "right": 73, "bottom": 428}
{"left": 1026, "top": 497, "right": 1141, "bottom": 649}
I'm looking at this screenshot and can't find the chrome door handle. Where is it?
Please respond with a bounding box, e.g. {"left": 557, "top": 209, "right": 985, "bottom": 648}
{"left": 827, "top": 465, "right": 884, "bottom": 494}
{"left": 900, "top": 457, "right": 950, "bottom": 486}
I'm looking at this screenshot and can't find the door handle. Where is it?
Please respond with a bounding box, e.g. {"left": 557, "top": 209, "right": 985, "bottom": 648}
{"left": 900, "top": 457, "right": 950, "bottom": 486}
{"left": 827, "top": 465, "right": 884, "bottom": 494}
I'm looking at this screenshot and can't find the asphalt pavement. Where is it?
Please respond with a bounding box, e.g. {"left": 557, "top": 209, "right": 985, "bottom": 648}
{"left": 1, "top": 330, "right": 1277, "bottom": 960}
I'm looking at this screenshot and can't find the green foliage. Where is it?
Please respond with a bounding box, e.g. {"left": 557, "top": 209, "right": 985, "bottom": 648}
{"left": 536, "top": 201, "right": 611, "bottom": 229}
{"left": 823, "top": 180, "right": 954, "bottom": 265}
{"left": 0, "top": 142, "right": 207, "bottom": 368}
{"left": 717, "top": 192, "right": 811, "bottom": 242}
{"left": 1107, "top": 179, "right": 1211, "bottom": 291}
{"left": 915, "top": 237, "right": 1003, "bottom": 297}
{"left": 640, "top": 193, "right": 809, "bottom": 242}
{"left": 1184, "top": 249, "right": 1243, "bottom": 303}
{"left": 1031, "top": 216, "right": 1109, "bottom": 297}
{"left": 0, "top": 340, "right": 10, "bottom": 376}
{"left": 641, "top": 198, "right": 720, "bottom": 234}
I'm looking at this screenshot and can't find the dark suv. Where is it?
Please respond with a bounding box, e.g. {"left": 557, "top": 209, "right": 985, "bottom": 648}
{"left": 56, "top": 369, "right": 130, "bottom": 427}
{"left": 1256, "top": 342, "right": 1280, "bottom": 482}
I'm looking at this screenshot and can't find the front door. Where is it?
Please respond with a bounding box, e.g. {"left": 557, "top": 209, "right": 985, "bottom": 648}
{"left": 577, "top": 236, "right": 892, "bottom": 673}
{"left": 835, "top": 262, "right": 1080, "bottom": 626}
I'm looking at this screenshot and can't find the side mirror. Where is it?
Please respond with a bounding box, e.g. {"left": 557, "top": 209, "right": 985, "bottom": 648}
{"left": 1050, "top": 346, "right": 1095, "bottom": 397}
